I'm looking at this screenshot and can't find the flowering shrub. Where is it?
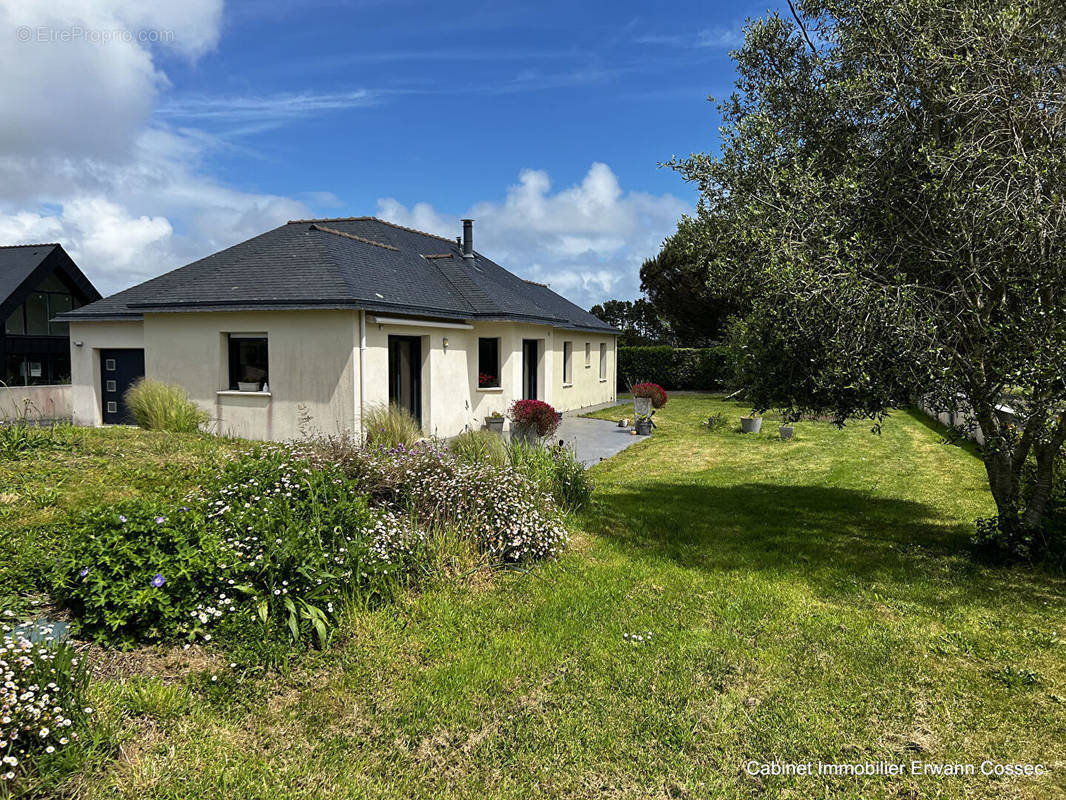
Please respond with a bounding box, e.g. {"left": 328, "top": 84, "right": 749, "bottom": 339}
{"left": 631, "top": 382, "right": 668, "bottom": 409}
{"left": 54, "top": 502, "right": 226, "bottom": 646}
{"left": 507, "top": 399, "right": 560, "bottom": 438}
{"left": 1, "top": 615, "right": 90, "bottom": 788}
{"left": 54, "top": 447, "right": 425, "bottom": 649}
{"left": 507, "top": 441, "right": 594, "bottom": 513}
{"left": 319, "top": 441, "right": 569, "bottom": 562}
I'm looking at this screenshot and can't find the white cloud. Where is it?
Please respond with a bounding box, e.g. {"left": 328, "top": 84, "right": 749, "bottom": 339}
{"left": 378, "top": 163, "right": 690, "bottom": 309}
{"left": 0, "top": 0, "right": 313, "bottom": 294}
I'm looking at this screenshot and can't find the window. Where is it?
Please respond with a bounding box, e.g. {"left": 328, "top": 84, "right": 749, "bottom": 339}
{"left": 477, "top": 337, "right": 500, "bottom": 388}
{"left": 4, "top": 305, "right": 24, "bottom": 335}
{"left": 24, "top": 293, "right": 49, "bottom": 334}
{"left": 228, "top": 334, "right": 269, "bottom": 390}
{"left": 1, "top": 286, "right": 76, "bottom": 337}
{"left": 2, "top": 354, "right": 69, "bottom": 386}
{"left": 599, "top": 343, "right": 607, "bottom": 380}
{"left": 585, "top": 342, "right": 591, "bottom": 367}
{"left": 563, "top": 341, "right": 573, "bottom": 384}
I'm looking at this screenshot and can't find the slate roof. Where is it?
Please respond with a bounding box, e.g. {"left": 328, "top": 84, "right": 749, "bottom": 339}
{"left": 62, "top": 218, "right": 617, "bottom": 333}
{"left": 0, "top": 243, "right": 101, "bottom": 316}
{"left": 0, "top": 244, "right": 59, "bottom": 303}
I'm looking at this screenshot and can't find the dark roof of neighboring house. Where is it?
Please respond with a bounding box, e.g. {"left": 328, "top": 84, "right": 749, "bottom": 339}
{"left": 61, "top": 218, "right": 617, "bottom": 333}
{"left": 0, "top": 243, "right": 101, "bottom": 321}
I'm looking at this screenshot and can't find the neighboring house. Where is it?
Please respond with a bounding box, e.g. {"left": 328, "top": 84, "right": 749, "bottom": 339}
{"left": 1, "top": 243, "right": 101, "bottom": 387}
{"left": 59, "top": 218, "right": 618, "bottom": 438}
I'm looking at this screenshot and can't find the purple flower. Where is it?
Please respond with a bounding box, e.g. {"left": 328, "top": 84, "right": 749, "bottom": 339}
{"left": 78, "top": 567, "right": 89, "bottom": 578}
{"left": 155, "top": 516, "right": 165, "bottom": 524}
{"left": 118, "top": 515, "right": 127, "bottom": 523}
{"left": 150, "top": 574, "right": 165, "bottom": 588}
{"left": 178, "top": 506, "right": 190, "bottom": 513}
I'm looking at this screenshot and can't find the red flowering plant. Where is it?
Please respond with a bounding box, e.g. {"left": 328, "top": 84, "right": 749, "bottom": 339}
{"left": 507, "top": 399, "right": 561, "bottom": 438}
{"left": 478, "top": 372, "right": 498, "bottom": 387}
{"left": 631, "top": 382, "right": 668, "bottom": 409}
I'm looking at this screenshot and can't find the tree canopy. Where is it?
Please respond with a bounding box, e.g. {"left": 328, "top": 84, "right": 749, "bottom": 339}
{"left": 672, "top": 0, "right": 1066, "bottom": 544}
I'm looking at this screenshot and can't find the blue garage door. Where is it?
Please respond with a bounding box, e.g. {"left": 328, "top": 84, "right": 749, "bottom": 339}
{"left": 100, "top": 349, "right": 145, "bottom": 424}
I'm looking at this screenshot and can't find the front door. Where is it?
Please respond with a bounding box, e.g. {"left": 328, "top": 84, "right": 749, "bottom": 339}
{"left": 387, "top": 335, "right": 422, "bottom": 425}
{"left": 522, "top": 339, "right": 539, "bottom": 400}
{"left": 100, "top": 348, "right": 145, "bottom": 424}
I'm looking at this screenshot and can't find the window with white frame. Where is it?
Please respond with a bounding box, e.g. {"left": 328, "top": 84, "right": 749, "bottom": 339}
{"left": 563, "top": 341, "right": 573, "bottom": 384}
{"left": 585, "top": 342, "right": 591, "bottom": 367}
{"left": 599, "top": 342, "right": 607, "bottom": 380}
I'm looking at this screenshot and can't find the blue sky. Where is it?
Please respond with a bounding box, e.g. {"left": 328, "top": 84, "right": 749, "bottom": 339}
{"left": 1, "top": 0, "right": 787, "bottom": 308}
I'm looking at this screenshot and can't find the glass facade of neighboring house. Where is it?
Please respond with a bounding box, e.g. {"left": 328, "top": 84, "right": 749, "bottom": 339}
{"left": 1, "top": 272, "right": 82, "bottom": 386}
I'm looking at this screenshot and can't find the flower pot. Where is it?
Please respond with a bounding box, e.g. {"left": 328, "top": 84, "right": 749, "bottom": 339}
{"left": 779, "top": 425, "right": 794, "bottom": 440}
{"left": 237, "top": 381, "right": 260, "bottom": 392}
{"left": 510, "top": 425, "right": 541, "bottom": 446}
{"left": 633, "top": 396, "right": 652, "bottom": 418}
{"left": 740, "top": 416, "right": 762, "bottom": 434}
{"left": 485, "top": 416, "right": 504, "bottom": 434}
{"left": 635, "top": 418, "right": 652, "bottom": 436}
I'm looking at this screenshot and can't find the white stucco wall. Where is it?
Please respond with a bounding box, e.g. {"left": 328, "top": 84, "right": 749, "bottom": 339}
{"left": 145, "top": 310, "right": 359, "bottom": 441}
{"left": 70, "top": 311, "right": 615, "bottom": 441}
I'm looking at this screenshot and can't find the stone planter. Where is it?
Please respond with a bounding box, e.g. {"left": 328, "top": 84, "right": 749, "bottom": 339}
{"left": 779, "top": 424, "right": 794, "bottom": 440}
{"left": 510, "top": 425, "right": 541, "bottom": 446}
{"left": 635, "top": 418, "right": 652, "bottom": 436}
{"left": 485, "top": 416, "right": 504, "bottom": 434}
{"left": 740, "top": 416, "right": 762, "bottom": 434}
{"left": 633, "top": 396, "right": 652, "bottom": 418}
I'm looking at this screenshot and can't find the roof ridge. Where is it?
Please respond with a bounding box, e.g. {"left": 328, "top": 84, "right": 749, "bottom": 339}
{"left": 287, "top": 216, "right": 457, "bottom": 245}
{"left": 310, "top": 224, "right": 399, "bottom": 251}
{"left": 0, "top": 242, "right": 59, "bottom": 249}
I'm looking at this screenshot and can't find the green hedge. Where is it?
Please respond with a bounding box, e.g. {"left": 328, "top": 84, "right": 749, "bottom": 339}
{"left": 617, "top": 346, "right": 728, "bottom": 392}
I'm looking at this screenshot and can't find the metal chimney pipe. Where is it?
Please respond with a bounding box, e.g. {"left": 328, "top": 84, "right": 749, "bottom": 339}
{"left": 461, "top": 219, "right": 474, "bottom": 259}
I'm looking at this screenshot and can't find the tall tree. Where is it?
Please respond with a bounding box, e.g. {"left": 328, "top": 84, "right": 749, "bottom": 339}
{"left": 588, "top": 298, "right": 669, "bottom": 346}
{"left": 640, "top": 215, "right": 741, "bottom": 345}
{"left": 672, "top": 0, "right": 1066, "bottom": 539}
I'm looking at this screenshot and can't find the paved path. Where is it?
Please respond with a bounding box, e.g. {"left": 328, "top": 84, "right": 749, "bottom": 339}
{"left": 553, "top": 414, "right": 642, "bottom": 467}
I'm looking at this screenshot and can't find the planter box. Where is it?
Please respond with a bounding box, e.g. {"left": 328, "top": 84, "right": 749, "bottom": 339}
{"left": 635, "top": 419, "right": 652, "bottom": 436}
{"left": 779, "top": 425, "right": 794, "bottom": 440}
{"left": 510, "top": 425, "right": 541, "bottom": 446}
{"left": 485, "top": 417, "right": 505, "bottom": 434}
{"left": 740, "top": 416, "right": 762, "bottom": 434}
{"left": 237, "top": 381, "right": 261, "bottom": 392}
{"left": 633, "top": 396, "right": 653, "bottom": 417}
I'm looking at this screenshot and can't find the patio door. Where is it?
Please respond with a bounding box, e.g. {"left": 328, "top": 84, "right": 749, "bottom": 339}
{"left": 387, "top": 335, "right": 422, "bottom": 425}
{"left": 522, "top": 339, "right": 539, "bottom": 400}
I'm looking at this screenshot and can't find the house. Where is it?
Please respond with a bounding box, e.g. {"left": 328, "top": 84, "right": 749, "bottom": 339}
{"left": 1, "top": 243, "right": 101, "bottom": 387}
{"left": 59, "top": 217, "right": 618, "bottom": 439}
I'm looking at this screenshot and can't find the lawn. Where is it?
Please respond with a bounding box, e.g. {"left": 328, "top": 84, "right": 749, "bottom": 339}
{"left": 5, "top": 396, "right": 1066, "bottom": 799}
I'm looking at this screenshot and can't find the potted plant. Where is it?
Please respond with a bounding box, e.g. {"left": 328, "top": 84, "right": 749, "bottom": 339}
{"left": 634, "top": 414, "right": 653, "bottom": 435}
{"left": 779, "top": 424, "right": 794, "bottom": 440}
{"left": 631, "top": 382, "right": 668, "bottom": 420}
{"left": 740, "top": 415, "right": 762, "bottom": 433}
{"left": 507, "top": 399, "right": 560, "bottom": 445}
{"left": 237, "top": 376, "right": 262, "bottom": 392}
{"left": 485, "top": 411, "right": 505, "bottom": 434}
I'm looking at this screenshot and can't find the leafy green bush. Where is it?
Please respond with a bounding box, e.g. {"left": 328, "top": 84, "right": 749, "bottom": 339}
{"left": 54, "top": 501, "right": 225, "bottom": 646}
{"left": 507, "top": 441, "right": 593, "bottom": 513}
{"left": 124, "top": 379, "right": 208, "bottom": 433}
{"left": 617, "top": 346, "right": 727, "bottom": 392}
{"left": 450, "top": 429, "right": 508, "bottom": 468}
{"left": 363, "top": 403, "right": 422, "bottom": 448}
{"left": 52, "top": 447, "right": 422, "bottom": 651}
